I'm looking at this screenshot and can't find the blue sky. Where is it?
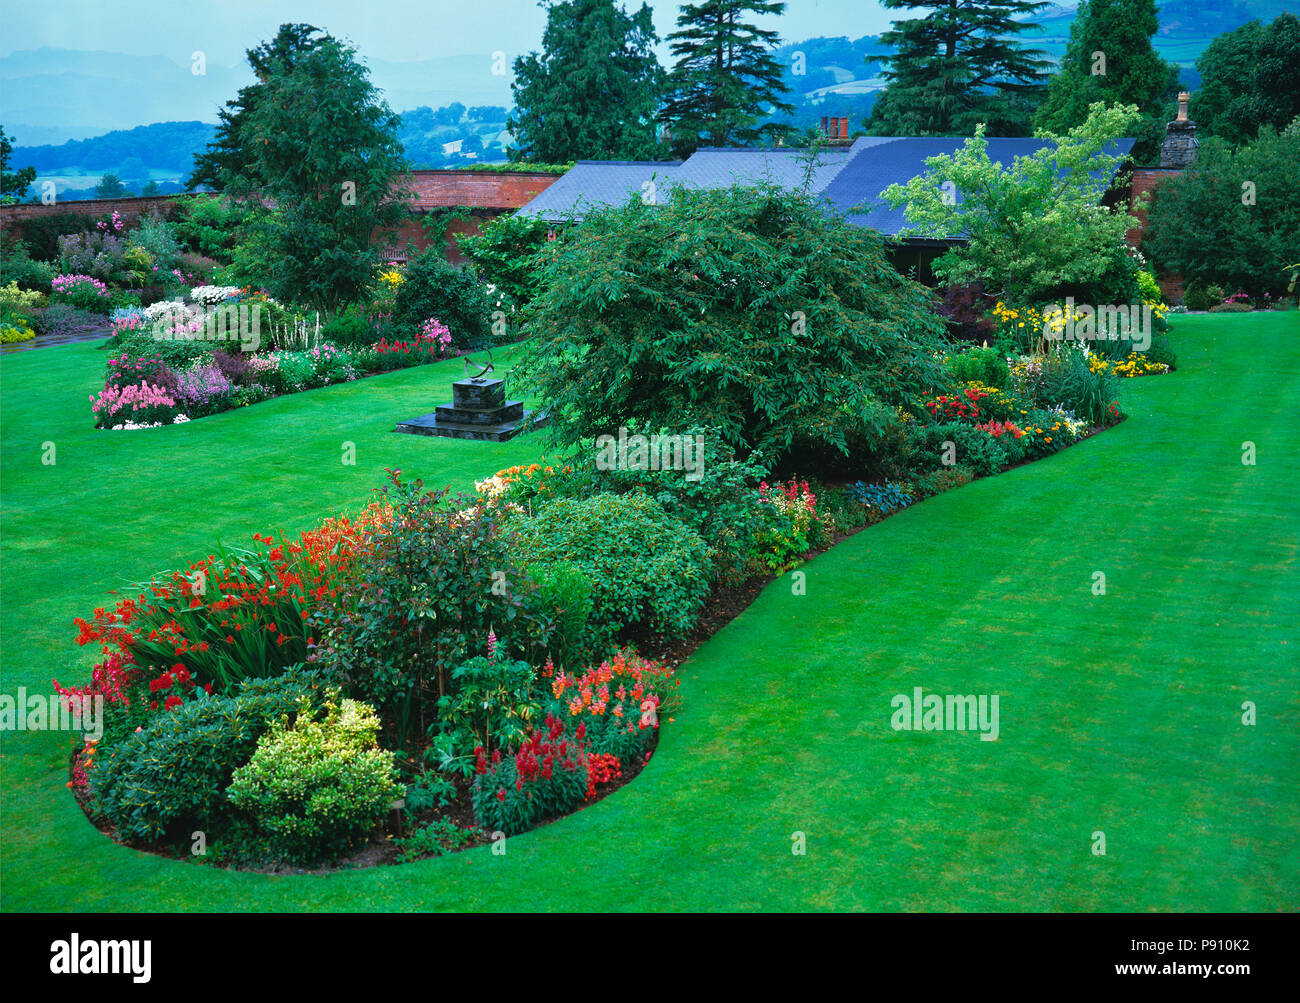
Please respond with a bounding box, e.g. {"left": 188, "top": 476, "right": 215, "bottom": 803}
{"left": 4, "top": 1, "right": 898, "bottom": 65}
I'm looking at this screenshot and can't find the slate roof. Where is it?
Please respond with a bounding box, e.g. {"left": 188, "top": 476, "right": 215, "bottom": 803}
{"left": 513, "top": 160, "right": 682, "bottom": 222}
{"left": 517, "top": 136, "right": 1137, "bottom": 239}
{"left": 673, "top": 147, "right": 855, "bottom": 194}
{"left": 822, "top": 137, "right": 1136, "bottom": 238}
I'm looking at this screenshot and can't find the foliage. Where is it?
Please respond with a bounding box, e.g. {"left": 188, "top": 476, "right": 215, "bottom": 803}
{"left": 1021, "top": 345, "right": 1120, "bottom": 426}
{"left": 187, "top": 24, "right": 329, "bottom": 191}
{"left": 882, "top": 102, "right": 1144, "bottom": 305}
{"left": 432, "top": 647, "right": 542, "bottom": 775}
{"left": 471, "top": 714, "right": 588, "bottom": 836}
{"left": 171, "top": 195, "right": 249, "bottom": 261}
{"left": 508, "top": 0, "right": 666, "bottom": 162}
{"left": 1034, "top": 0, "right": 1180, "bottom": 164}
{"left": 391, "top": 251, "right": 492, "bottom": 348}
{"left": 944, "top": 346, "right": 1011, "bottom": 389}
{"left": 12, "top": 212, "right": 98, "bottom": 262}
{"left": 867, "top": 0, "right": 1050, "bottom": 138}
{"left": 495, "top": 431, "right": 774, "bottom": 583}
{"left": 0, "top": 241, "right": 55, "bottom": 291}
{"left": 226, "top": 696, "right": 403, "bottom": 865}
{"left": 224, "top": 30, "right": 411, "bottom": 310}
{"left": 845, "top": 480, "right": 915, "bottom": 516}
{"left": 393, "top": 819, "right": 479, "bottom": 863}
{"left": 1142, "top": 126, "right": 1300, "bottom": 298}
{"left": 515, "top": 182, "right": 946, "bottom": 463}
{"left": 508, "top": 492, "right": 711, "bottom": 642}
{"left": 522, "top": 562, "right": 594, "bottom": 667}
{"left": 910, "top": 422, "right": 1015, "bottom": 476}
{"left": 459, "top": 211, "right": 555, "bottom": 311}
{"left": 88, "top": 667, "right": 329, "bottom": 844}
{"left": 1, "top": 311, "right": 36, "bottom": 343}
{"left": 1191, "top": 13, "right": 1300, "bottom": 145}
{"left": 129, "top": 212, "right": 184, "bottom": 273}
{"left": 33, "top": 303, "right": 103, "bottom": 337}
{"left": 0, "top": 125, "right": 36, "bottom": 201}
{"left": 659, "top": 1, "right": 795, "bottom": 156}
{"left": 311, "top": 471, "right": 526, "bottom": 748}
{"left": 933, "top": 281, "right": 997, "bottom": 343}
{"left": 94, "top": 173, "right": 130, "bottom": 199}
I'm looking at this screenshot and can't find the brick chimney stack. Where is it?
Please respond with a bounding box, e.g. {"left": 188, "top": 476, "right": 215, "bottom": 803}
{"left": 1161, "top": 91, "right": 1198, "bottom": 169}
{"left": 819, "top": 116, "right": 851, "bottom": 145}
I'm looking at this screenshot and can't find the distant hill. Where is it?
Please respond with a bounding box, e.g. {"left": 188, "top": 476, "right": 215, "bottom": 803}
{"left": 0, "top": 46, "right": 513, "bottom": 147}
{"left": 6, "top": 106, "right": 513, "bottom": 201}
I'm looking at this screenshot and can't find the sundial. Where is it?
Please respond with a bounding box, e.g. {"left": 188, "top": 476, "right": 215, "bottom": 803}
{"left": 395, "top": 349, "right": 547, "bottom": 442}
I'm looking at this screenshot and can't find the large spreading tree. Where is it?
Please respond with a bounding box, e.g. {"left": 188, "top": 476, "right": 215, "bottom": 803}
{"left": 514, "top": 183, "right": 947, "bottom": 463}
{"left": 881, "top": 102, "right": 1145, "bottom": 306}
{"left": 1035, "top": 0, "right": 1180, "bottom": 163}
{"left": 867, "top": 0, "right": 1052, "bottom": 137}
{"left": 186, "top": 24, "right": 327, "bottom": 191}
{"left": 508, "top": 0, "right": 666, "bottom": 162}
{"left": 1190, "top": 13, "right": 1300, "bottom": 146}
{"left": 229, "top": 30, "right": 411, "bottom": 311}
{"left": 659, "top": 1, "right": 794, "bottom": 157}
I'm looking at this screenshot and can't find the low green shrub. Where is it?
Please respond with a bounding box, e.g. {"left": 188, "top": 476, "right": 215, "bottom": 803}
{"left": 0, "top": 243, "right": 54, "bottom": 292}
{"left": 227, "top": 696, "right": 403, "bottom": 865}
{"left": 393, "top": 819, "right": 479, "bottom": 862}
{"left": 944, "top": 346, "right": 1010, "bottom": 389}
{"left": 1145, "top": 333, "right": 1178, "bottom": 370}
{"left": 910, "top": 423, "right": 1013, "bottom": 477}
{"left": 524, "top": 430, "right": 773, "bottom": 584}
{"left": 90, "top": 666, "right": 329, "bottom": 844}
{"left": 508, "top": 493, "right": 711, "bottom": 642}
{"left": 523, "top": 561, "right": 594, "bottom": 667}
{"left": 431, "top": 650, "right": 541, "bottom": 777}
{"left": 392, "top": 251, "right": 493, "bottom": 348}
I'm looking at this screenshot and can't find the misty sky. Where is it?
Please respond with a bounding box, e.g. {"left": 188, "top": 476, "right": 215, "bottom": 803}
{"left": 4, "top": 1, "right": 898, "bottom": 65}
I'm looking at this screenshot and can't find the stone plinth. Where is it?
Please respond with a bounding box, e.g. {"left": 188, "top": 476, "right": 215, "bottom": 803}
{"left": 395, "top": 376, "right": 547, "bottom": 442}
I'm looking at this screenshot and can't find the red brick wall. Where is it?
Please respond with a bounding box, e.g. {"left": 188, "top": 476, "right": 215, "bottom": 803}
{"left": 1126, "top": 168, "right": 1181, "bottom": 245}
{"left": 1126, "top": 167, "right": 1186, "bottom": 301}
{"left": 376, "top": 209, "right": 511, "bottom": 265}
{"left": 1, "top": 195, "right": 181, "bottom": 239}
{"left": 1, "top": 171, "right": 559, "bottom": 262}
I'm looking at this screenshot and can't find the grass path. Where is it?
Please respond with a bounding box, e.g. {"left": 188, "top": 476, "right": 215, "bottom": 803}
{"left": 2, "top": 313, "right": 1296, "bottom": 911}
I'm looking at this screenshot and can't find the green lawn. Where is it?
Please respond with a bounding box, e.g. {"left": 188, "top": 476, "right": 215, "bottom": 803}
{"left": 2, "top": 312, "right": 1297, "bottom": 911}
